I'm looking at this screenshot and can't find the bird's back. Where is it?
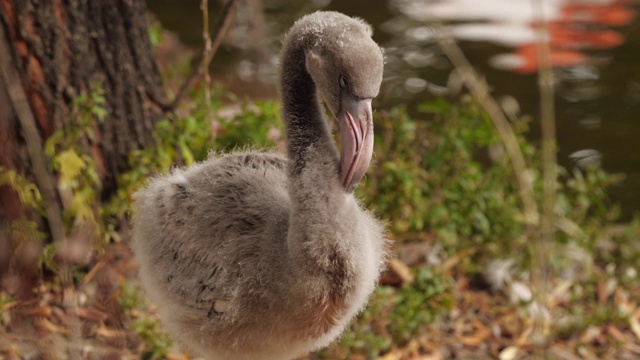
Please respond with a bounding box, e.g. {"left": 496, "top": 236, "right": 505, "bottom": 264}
{"left": 131, "top": 152, "right": 292, "bottom": 346}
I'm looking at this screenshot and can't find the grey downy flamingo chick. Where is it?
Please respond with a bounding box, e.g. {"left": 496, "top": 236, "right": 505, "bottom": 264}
{"left": 131, "top": 11, "right": 387, "bottom": 360}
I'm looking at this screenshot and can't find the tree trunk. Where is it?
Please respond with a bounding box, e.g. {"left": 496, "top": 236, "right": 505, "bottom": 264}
{"left": 1, "top": 0, "right": 166, "bottom": 191}
{"left": 0, "top": 0, "right": 166, "bottom": 290}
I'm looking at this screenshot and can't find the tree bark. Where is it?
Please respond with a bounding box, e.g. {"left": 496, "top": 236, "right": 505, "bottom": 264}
{"left": 0, "top": 0, "right": 166, "bottom": 196}
{"left": 0, "top": 0, "right": 166, "bottom": 287}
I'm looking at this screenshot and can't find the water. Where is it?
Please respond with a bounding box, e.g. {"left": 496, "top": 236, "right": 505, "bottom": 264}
{"left": 148, "top": 0, "right": 640, "bottom": 219}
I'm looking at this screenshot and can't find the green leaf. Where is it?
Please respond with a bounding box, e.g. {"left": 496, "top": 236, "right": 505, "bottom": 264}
{"left": 44, "top": 131, "right": 64, "bottom": 157}
{"left": 178, "top": 137, "right": 195, "bottom": 165}
{"left": 56, "top": 149, "right": 86, "bottom": 189}
{"left": 92, "top": 106, "right": 107, "bottom": 122}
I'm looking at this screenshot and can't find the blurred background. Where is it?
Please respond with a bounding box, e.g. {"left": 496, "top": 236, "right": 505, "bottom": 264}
{"left": 150, "top": 0, "right": 640, "bottom": 219}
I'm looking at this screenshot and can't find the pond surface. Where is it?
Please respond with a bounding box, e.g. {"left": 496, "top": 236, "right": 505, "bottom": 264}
{"left": 148, "top": 0, "right": 640, "bottom": 219}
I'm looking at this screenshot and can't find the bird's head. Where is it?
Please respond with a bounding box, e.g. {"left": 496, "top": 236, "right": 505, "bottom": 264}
{"left": 298, "top": 12, "right": 384, "bottom": 192}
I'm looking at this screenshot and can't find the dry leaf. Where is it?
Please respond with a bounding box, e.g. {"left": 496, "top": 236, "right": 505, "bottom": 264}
{"left": 548, "top": 279, "right": 573, "bottom": 307}
{"left": 24, "top": 306, "right": 52, "bottom": 317}
{"left": 80, "top": 257, "right": 107, "bottom": 287}
{"left": 51, "top": 306, "right": 71, "bottom": 325}
{"left": 515, "top": 324, "right": 533, "bottom": 347}
{"left": 499, "top": 346, "right": 519, "bottom": 360}
{"left": 92, "top": 323, "right": 122, "bottom": 339}
{"left": 76, "top": 307, "right": 108, "bottom": 322}
{"left": 457, "top": 320, "right": 492, "bottom": 347}
{"left": 379, "top": 350, "right": 402, "bottom": 360}
{"left": 441, "top": 248, "right": 474, "bottom": 272}
{"left": 388, "top": 258, "right": 415, "bottom": 284}
{"left": 629, "top": 310, "right": 640, "bottom": 341}
{"left": 34, "top": 317, "right": 71, "bottom": 337}
{"left": 606, "top": 325, "right": 628, "bottom": 343}
{"left": 415, "top": 350, "right": 443, "bottom": 360}
{"left": 166, "top": 354, "right": 190, "bottom": 360}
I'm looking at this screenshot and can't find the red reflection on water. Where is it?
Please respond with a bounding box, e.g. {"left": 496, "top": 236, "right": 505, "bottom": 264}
{"left": 506, "top": 1, "right": 634, "bottom": 72}
{"left": 548, "top": 24, "right": 625, "bottom": 49}
{"left": 419, "top": 0, "right": 636, "bottom": 72}
{"left": 561, "top": 3, "right": 636, "bottom": 26}
{"left": 497, "top": 44, "right": 591, "bottom": 74}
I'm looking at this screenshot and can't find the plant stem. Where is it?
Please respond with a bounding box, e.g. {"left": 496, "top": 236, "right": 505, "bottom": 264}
{"left": 168, "top": 0, "right": 237, "bottom": 111}
{"left": 436, "top": 30, "right": 539, "bottom": 227}
{"left": 201, "top": 0, "right": 213, "bottom": 109}
{"left": 533, "top": 0, "right": 557, "bottom": 352}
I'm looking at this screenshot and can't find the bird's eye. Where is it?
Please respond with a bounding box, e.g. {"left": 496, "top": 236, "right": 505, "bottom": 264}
{"left": 339, "top": 75, "right": 348, "bottom": 89}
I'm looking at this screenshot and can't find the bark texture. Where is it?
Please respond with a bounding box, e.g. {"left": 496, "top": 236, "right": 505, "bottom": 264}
{"left": 0, "top": 0, "right": 166, "bottom": 290}
{"left": 0, "top": 0, "right": 166, "bottom": 194}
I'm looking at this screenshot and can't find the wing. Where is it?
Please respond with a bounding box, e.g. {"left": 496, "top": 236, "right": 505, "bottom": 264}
{"left": 132, "top": 152, "right": 290, "bottom": 320}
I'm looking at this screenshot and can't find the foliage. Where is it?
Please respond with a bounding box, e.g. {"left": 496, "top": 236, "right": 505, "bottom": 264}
{"left": 0, "top": 166, "right": 44, "bottom": 214}
{"left": 44, "top": 82, "right": 105, "bottom": 234}
{"left": 362, "top": 98, "right": 527, "bottom": 254}
{"left": 0, "top": 167, "right": 49, "bottom": 269}
{"left": 361, "top": 97, "right": 624, "bottom": 262}
{"left": 3, "top": 72, "right": 638, "bottom": 358}
{"left": 0, "top": 83, "right": 107, "bottom": 273}
{"left": 131, "top": 317, "right": 174, "bottom": 360}
{"left": 334, "top": 96, "right": 635, "bottom": 357}
{"left": 148, "top": 22, "right": 163, "bottom": 47}
{"left": 0, "top": 291, "right": 16, "bottom": 314}
{"left": 118, "top": 282, "right": 173, "bottom": 359}
{"left": 104, "top": 91, "right": 283, "bottom": 223}
{"left": 322, "top": 267, "right": 453, "bottom": 359}
{"left": 390, "top": 267, "right": 453, "bottom": 341}
{"left": 214, "top": 100, "right": 283, "bottom": 152}
{"left": 118, "top": 282, "right": 146, "bottom": 315}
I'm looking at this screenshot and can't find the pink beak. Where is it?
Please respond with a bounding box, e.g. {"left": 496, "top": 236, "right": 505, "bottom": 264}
{"left": 338, "top": 97, "right": 374, "bottom": 192}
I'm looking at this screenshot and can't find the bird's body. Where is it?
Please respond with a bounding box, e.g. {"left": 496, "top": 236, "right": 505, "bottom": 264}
{"left": 131, "top": 11, "right": 387, "bottom": 360}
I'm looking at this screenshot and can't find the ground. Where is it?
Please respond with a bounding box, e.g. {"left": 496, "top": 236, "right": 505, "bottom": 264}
{"left": 2, "top": 231, "right": 640, "bottom": 360}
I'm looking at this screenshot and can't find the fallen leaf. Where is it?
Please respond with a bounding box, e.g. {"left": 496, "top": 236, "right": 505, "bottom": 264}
{"left": 441, "top": 248, "right": 474, "bottom": 272}
{"left": 416, "top": 351, "right": 443, "bottom": 360}
{"left": 457, "top": 320, "right": 492, "bottom": 347}
{"left": 576, "top": 345, "right": 599, "bottom": 360}
{"left": 579, "top": 325, "right": 601, "bottom": 343}
{"left": 0, "top": 301, "right": 19, "bottom": 311}
{"left": 388, "top": 258, "right": 415, "bottom": 284}
{"left": 166, "top": 354, "right": 190, "bottom": 360}
{"left": 629, "top": 309, "right": 640, "bottom": 341}
{"left": 597, "top": 280, "right": 607, "bottom": 304}
{"left": 80, "top": 257, "right": 107, "bottom": 287}
{"left": 92, "top": 323, "right": 123, "bottom": 339}
{"left": 51, "top": 306, "right": 71, "bottom": 325}
{"left": 548, "top": 279, "right": 573, "bottom": 307}
{"left": 379, "top": 350, "right": 401, "bottom": 360}
{"left": 24, "top": 306, "right": 52, "bottom": 317}
{"left": 509, "top": 281, "right": 532, "bottom": 303}
{"left": 515, "top": 324, "right": 533, "bottom": 347}
{"left": 499, "top": 346, "right": 519, "bottom": 360}
{"left": 34, "top": 317, "right": 71, "bottom": 337}
{"left": 76, "top": 307, "right": 108, "bottom": 322}
{"left": 606, "top": 325, "right": 628, "bottom": 343}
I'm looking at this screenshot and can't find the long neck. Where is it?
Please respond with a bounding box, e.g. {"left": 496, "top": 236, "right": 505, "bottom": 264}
{"left": 280, "top": 45, "right": 342, "bottom": 206}
{"left": 280, "top": 43, "right": 352, "bottom": 269}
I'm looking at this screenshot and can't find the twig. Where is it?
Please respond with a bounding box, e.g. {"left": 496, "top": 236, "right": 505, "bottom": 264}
{"left": 201, "top": 0, "right": 213, "bottom": 109}
{"left": 0, "top": 22, "right": 75, "bottom": 286}
{"left": 168, "top": 0, "right": 237, "bottom": 111}
{"left": 434, "top": 27, "right": 540, "bottom": 227}
{"left": 532, "top": 0, "right": 557, "bottom": 352}
{"left": 0, "top": 24, "right": 66, "bottom": 247}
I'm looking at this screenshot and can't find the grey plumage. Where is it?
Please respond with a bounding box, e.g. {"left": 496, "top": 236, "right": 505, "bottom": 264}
{"left": 131, "top": 11, "right": 387, "bottom": 360}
